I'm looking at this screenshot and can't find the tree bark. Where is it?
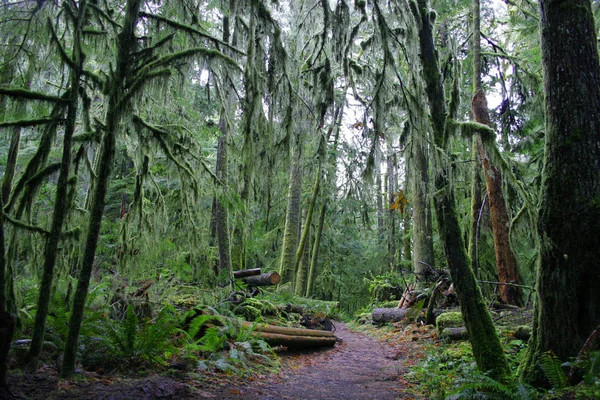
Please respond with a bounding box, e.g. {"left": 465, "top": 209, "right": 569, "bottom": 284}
{"left": 214, "top": 6, "right": 233, "bottom": 283}
{"left": 233, "top": 268, "right": 262, "bottom": 279}
{"left": 468, "top": 138, "right": 483, "bottom": 278}
{"left": 522, "top": 0, "right": 600, "bottom": 385}
{"left": 471, "top": 0, "right": 522, "bottom": 306}
{"left": 411, "top": 134, "right": 435, "bottom": 284}
{"left": 279, "top": 151, "right": 302, "bottom": 288}
{"left": 387, "top": 141, "right": 397, "bottom": 271}
{"left": 295, "top": 169, "right": 320, "bottom": 296}
{"left": 414, "top": 0, "right": 510, "bottom": 380}
{"left": 306, "top": 201, "right": 326, "bottom": 297}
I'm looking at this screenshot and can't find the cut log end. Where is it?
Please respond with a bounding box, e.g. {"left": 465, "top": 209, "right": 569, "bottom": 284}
{"left": 243, "top": 272, "right": 281, "bottom": 286}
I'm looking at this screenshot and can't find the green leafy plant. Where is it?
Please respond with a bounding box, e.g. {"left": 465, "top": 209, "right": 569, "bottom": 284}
{"left": 80, "top": 304, "right": 179, "bottom": 370}
{"left": 540, "top": 351, "right": 567, "bottom": 389}
{"left": 447, "top": 373, "right": 534, "bottom": 400}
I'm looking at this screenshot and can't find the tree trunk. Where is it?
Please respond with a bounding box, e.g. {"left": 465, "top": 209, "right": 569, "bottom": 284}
{"left": 215, "top": 111, "right": 232, "bottom": 281}
{"left": 62, "top": 0, "right": 141, "bottom": 376}
{"left": 471, "top": 0, "right": 522, "bottom": 306}
{"left": 411, "top": 133, "right": 435, "bottom": 284}
{"left": 0, "top": 312, "right": 14, "bottom": 387}
{"left": 295, "top": 169, "right": 320, "bottom": 296}
{"left": 386, "top": 142, "right": 397, "bottom": 271}
{"left": 413, "top": 0, "right": 510, "bottom": 380}
{"left": 306, "top": 201, "right": 326, "bottom": 297}
{"left": 214, "top": 8, "right": 233, "bottom": 283}
{"left": 28, "top": 1, "right": 87, "bottom": 365}
{"left": 468, "top": 138, "right": 482, "bottom": 278}
{"left": 522, "top": 0, "right": 600, "bottom": 385}
{"left": 279, "top": 150, "right": 302, "bottom": 288}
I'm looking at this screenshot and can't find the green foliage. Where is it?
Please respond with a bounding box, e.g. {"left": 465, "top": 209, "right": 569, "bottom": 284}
{"left": 185, "top": 314, "right": 279, "bottom": 376}
{"left": 80, "top": 304, "right": 180, "bottom": 370}
{"left": 447, "top": 374, "right": 535, "bottom": 400}
{"left": 364, "top": 272, "right": 406, "bottom": 303}
{"left": 540, "top": 351, "right": 567, "bottom": 389}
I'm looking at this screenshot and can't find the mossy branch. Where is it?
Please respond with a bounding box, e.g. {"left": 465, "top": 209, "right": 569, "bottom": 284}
{"left": 132, "top": 115, "right": 197, "bottom": 184}
{"left": 2, "top": 212, "right": 50, "bottom": 236}
{"left": 0, "top": 117, "right": 55, "bottom": 128}
{"left": 133, "top": 33, "right": 175, "bottom": 59}
{"left": 121, "top": 69, "right": 171, "bottom": 107}
{"left": 446, "top": 119, "right": 495, "bottom": 140}
{"left": 47, "top": 17, "right": 76, "bottom": 70}
{"left": 28, "top": 162, "right": 61, "bottom": 187}
{"left": 88, "top": 2, "right": 122, "bottom": 29}
{"left": 0, "top": 87, "right": 69, "bottom": 103}
{"left": 138, "top": 12, "right": 245, "bottom": 56}
{"left": 135, "top": 47, "right": 240, "bottom": 80}
{"left": 73, "top": 130, "right": 100, "bottom": 143}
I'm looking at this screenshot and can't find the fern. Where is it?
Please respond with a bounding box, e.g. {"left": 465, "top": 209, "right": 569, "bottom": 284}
{"left": 540, "top": 351, "right": 567, "bottom": 388}
{"left": 197, "top": 326, "right": 227, "bottom": 352}
{"left": 448, "top": 374, "right": 533, "bottom": 400}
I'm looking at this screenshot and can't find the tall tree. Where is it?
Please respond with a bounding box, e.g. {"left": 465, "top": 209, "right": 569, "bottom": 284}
{"left": 27, "top": 0, "right": 88, "bottom": 365}
{"left": 471, "top": 0, "right": 522, "bottom": 306}
{"left": 522, "top": 0, "right": 600, "bottom": 385}
{"left": 412, "top": 0, "right": 510, "bottom": 379}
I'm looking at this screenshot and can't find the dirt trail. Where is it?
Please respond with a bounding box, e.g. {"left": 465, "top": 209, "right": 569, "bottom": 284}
{"left": 216, "top": 322, "right": 415, "bottom": 400}
{"left": 6, "top": 322, "right": 422, "bottom": 399}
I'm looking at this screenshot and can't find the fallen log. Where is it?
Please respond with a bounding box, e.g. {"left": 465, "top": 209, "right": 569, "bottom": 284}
{"left": 233, "top": 268, "right": 262, "bottom": 279}
{"left": 243, "top": 271, "right": 281, "bottom": 286}
{"left": 372, "top": 308, "right": 408, "bottom": 323}
{"left": 241, "top": 321, "right": 335, "bottom": 337}
{"left": 252, "top": 331, "right": 337, "bottom": 349}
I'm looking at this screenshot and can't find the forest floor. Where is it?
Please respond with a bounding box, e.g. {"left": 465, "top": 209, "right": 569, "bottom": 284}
{"left": 5, "top": 322, "right": 427, "bottom": 400}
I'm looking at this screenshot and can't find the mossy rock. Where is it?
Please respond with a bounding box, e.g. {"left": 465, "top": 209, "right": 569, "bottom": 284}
{"left": 512, "top": 325, "right": 532, "bottom": 341}
{"left": 436, "top": 311, "right": 463, "bottom": 335}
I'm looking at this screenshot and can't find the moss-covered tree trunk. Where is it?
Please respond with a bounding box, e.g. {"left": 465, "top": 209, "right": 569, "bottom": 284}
{"left": 411, "top": 134, "right": 435, "bottom": 284}
{"left": 413, "top": 0, "right": 510, "bottom": 379}
{"left": 468, "top": 138, "right": 483, "bottom": 278}
{"left": 214, "top": 8, "right": 233, "bottom": 282}
{"left": 27, "top": 1, "right": 87, "bottom": 365}
{"left": 62, "top": 0, "right": 141, "bottom": 376}
{"left": 0, "top": 197, "right": 12, "bottom": 388}
{"left": 295, "top": 168, "right": 320, "bottom": 296}
{"left": 306, "top": 200, "right": 326, "bottom": 297}
{"left": 521, "top": 0, "right": 600, "bottom": 385}
{"left": 387, "top": 142, "right": 397, "bottom": 271}
{"left": 279, "top": 149, "right": 302, "bottom": 288}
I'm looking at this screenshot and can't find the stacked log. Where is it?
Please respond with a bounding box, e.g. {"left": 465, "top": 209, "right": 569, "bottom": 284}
{"left": 241, "top": 321, "right": 337, "bottom": 349}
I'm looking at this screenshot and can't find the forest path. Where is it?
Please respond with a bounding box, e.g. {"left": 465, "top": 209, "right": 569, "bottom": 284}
{"left": 214, "top": 322, "right": 418, "bottom": 400}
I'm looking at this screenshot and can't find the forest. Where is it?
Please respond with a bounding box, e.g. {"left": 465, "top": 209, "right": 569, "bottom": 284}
{"left": 1, "top": 0, "right": 600, "bottom": 398}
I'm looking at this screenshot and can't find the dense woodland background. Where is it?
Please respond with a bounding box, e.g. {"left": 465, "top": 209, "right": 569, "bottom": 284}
{"left": 1, "top": 0, "right": 600, "bottom": 398}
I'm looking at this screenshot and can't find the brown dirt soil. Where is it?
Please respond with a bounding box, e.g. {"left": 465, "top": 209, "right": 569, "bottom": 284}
{"left": 4, "top": 322, "right": 426, "bottom": 400}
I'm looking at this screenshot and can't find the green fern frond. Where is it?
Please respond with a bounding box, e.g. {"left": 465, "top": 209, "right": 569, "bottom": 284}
{"left": 540, "top": 351, "right": 567, "bottom": 388}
